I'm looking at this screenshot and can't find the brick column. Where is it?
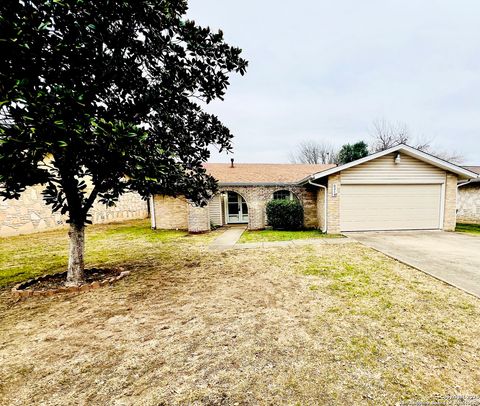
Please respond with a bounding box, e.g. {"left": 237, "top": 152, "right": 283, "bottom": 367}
{"left": 327, "top": 174, "right": 341, "bottom": 234}
{"left": 301, "top": 188, "right": 318, "bottom": 228}
{"left": 188, "top": 204, "right": 210, "bottom": 233}
{"left": 316, "top": 188, "right": 326, "bottom": 231}
{"left": 248, "top": 201, "right": 265, "bottom": 230}
{"left": 443, "top": 173, "right": 458, "bottom": 231}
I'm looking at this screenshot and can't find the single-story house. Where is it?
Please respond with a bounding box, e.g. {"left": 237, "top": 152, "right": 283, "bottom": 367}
{"left": 457, "top": 166, "right": 480, "bottom": 224}
{"left": 151, "top": 144, "right": 478, "bottom": 234}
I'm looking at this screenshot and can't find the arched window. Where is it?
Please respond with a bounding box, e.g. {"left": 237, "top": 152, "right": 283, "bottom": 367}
{"left": 273, "top": 190, "right": 298, "bottom": 201}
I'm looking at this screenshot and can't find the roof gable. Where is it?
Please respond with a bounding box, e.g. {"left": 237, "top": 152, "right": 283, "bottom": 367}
{"left": 304, "top": 144, "right": 479, "bottom": 182}
{"left": 340, "top": 152, "right": 446, "bottom": 184}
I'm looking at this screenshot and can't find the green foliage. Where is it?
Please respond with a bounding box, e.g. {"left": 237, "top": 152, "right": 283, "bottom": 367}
{"left": 239, "top": 229, "right": 342, "bottom": 243}
{"left": 338, "top": 141, "right": 369, "bottom": 164}
{"left": 455, "top": 223, "right": 480, "bottom": 235}
{"left": 0, "top": 0, "right": 247, "bottom": 227}
{"left": 266, "top": 199, "right": 304, "bottom": 230}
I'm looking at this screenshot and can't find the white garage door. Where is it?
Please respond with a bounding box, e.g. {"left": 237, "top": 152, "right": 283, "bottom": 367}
{"left": 340, "top": 184, "right": 442, "bottom": 231}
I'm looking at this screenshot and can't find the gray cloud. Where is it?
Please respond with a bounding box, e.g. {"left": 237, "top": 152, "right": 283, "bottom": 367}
{"left": 188, "top": 0, "right": 480, "bottom": 164}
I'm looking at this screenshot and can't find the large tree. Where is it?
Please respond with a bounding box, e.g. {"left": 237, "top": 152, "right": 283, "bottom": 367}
{"left": 0, "top": 0, "right": 247, "bottom": 285}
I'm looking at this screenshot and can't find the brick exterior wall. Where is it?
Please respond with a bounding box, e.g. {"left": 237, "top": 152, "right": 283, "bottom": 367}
{"left": 457, "top": 184, "right": 480, "bottom": 224}
{"left": 316, "top": 187, "right": 326, "bottom": 231}
{"left": 153, "top": 195, "right": 188, "bottom": 230}
{"left": 153, "top": 185, "right": 320, "bottom": 232}
{"left": 0, "top": 186, "right": 148, "bottom": 237}
{"left": 216, "top": 185, "right": 318, "bottom": 230}
{"left": 326, "top": 174, "right": 341, "bottom": 234}
{"left": 443, "top": 173, "right": 458, "bottom": 231}
{"left": 187, "top": 204, "right": 210, "bottom": 233}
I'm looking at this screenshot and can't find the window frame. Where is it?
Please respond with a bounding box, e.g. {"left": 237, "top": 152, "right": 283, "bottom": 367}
{"left": 272, "top": 190, "right": 298, "bottom": 201}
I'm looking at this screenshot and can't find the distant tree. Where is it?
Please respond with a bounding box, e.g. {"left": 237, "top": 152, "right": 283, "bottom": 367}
{"left": 289, "top": 141, "right": 338, "bottom": 164}
{"left": 369, "top": 118, "right": 463, "bottom": 163}
{"left": 0, "top": 0, "right": 247, "bottom": 285}
{"left": 338, "top": 141, "right": 369, "bottom": 164}
{"left": 370, "top": 118, "right": 410, "bottom": 152}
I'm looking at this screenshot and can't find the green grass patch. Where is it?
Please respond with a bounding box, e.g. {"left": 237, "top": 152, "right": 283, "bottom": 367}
{"left": 455, "top": 223, "right": 480, "bottom": 235}
{"left": 239, "top": 228, "right": 343, "bottom": 243}
{"left": 0, "top": 219, "right": 198, "bottom": 287}
{"left": 1, "top": 224, "right": 480, "bottom": 404}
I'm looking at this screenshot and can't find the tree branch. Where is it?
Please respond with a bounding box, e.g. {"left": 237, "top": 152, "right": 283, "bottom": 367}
{"left": 83, "top": 186, "right": 99, "bottom": 215}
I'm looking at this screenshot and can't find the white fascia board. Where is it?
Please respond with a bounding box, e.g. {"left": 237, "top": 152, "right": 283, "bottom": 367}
{"left": 304, "top": 144, "right": 479, "bottom": 182}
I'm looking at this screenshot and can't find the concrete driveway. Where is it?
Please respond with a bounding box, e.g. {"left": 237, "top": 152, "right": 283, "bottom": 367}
{"left": 345, "top": 231, "right": 480, "bottom": 298}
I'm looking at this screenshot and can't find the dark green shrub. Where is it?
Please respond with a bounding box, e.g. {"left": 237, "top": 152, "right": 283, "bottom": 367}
{"left": 266, "top": 199, "right": 304, "bottom": 230}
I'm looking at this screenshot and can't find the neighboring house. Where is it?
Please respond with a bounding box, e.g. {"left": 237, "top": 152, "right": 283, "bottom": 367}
{"left": 151, "top": 144, "right": 478, "bottom": 234}
{"left": 457, "top": 166, "right": 480, "bottom": 224}
{"left": 0, "top": 188, "right": 148, "bottom": 237}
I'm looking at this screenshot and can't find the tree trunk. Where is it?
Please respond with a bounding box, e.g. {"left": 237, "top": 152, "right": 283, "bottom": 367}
{"left": 66, "top": 223, "right": 85, "bottom": 286}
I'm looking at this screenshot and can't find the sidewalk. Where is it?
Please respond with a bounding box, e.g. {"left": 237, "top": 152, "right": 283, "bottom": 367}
{"left": 208, "top": 226, "right": 246, "bottom": 251}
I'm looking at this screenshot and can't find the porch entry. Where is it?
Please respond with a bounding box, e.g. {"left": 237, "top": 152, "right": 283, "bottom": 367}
{"left": 225, "top": 191, "right": 248, "bottom": 224}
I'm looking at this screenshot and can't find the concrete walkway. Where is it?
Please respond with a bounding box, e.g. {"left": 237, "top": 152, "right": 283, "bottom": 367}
{"left": 208, "top": 226, "right": 246, "bottom": 251}
{"left": 346, "top": 231, "right": 480, "bottom": 298}
{"left": 209, "top": 228, "right": 353, "bottom": 252}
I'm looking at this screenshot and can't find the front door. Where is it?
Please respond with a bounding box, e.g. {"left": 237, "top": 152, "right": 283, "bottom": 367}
{"left": 226, "top": 192, "right": 248, "bottom": 223}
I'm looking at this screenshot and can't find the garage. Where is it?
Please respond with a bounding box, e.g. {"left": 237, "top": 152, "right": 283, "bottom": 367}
{"left": 340, "top": 184, "right": 443, "bottom": 231}
{"left": 302, "top": 144, "right": 479, "bottom": 233}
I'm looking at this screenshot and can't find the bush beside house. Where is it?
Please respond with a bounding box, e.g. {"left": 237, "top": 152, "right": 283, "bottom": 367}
{"left": 266, "top": 200, "right": 304, "bottom": 230}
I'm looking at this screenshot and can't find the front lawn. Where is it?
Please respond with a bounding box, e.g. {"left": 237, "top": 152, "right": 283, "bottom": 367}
{"left": 0, "top": 220, "right": 207, "bottom": 287}
{"left": 1, "top": 220, "right": 479, "bottom": 405}
{"left": 239, "top": 228, "right": 343, "bottom": 243}
{"left": 456, "top": 223, "right": 480, "bottom": 235}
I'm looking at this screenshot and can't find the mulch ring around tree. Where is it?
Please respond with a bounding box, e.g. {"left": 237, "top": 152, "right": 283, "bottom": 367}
{"left": 11, "top": 268, "right": 130, "bottom": 300}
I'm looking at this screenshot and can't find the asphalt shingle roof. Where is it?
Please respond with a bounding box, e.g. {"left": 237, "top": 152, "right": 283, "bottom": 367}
{"left": 203, "top": 163, "right": 335, "bottom": 184}
{"left": 464, "top": 166, "right": 480, "bottom": 174}
{"left": 461, "top": 166, "right": 480, "bottom": 185}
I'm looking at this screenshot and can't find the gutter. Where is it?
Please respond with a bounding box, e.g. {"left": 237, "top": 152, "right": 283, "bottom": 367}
{"left": 457, "top": 173, "right": 480, "bottom": 188}
{"left": 308, "top": 178, "right": 328, "bottom": 233}
{"left": 458, "top": 180, "right": 480, "bottom": 188}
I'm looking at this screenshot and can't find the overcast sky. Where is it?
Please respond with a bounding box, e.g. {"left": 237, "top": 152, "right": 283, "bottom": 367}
{"left": 188, "top": 0, "right": 480, "bottom": 164}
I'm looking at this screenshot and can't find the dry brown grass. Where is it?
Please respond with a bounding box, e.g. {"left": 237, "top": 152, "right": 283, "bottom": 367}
{"left": 0, "top": 222, "right": 479, "bottom": 405}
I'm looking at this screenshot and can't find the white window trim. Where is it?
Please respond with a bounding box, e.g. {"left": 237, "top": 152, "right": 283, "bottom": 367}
{"left": 272, "top": 190, "right": 297, "bottom": 201}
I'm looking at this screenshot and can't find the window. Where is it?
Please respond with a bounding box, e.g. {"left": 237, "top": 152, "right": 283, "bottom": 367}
{"left": 273, "top": 190, "right": 298, "bottom": 201}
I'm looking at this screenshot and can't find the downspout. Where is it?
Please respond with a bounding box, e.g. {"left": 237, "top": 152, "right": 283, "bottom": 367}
{"left": 150, "top": 195, "right": 156, "bottom": 229}
{"left": 308, "top": 179, "right": 328, "bottom": 233}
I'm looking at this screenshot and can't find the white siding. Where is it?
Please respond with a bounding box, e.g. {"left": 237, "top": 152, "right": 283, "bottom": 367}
{"left": 209, "top": 194, "right": 223, "bottom": 226}
{"left": 341, "top": 153, "right": 446, "bottom": 184}
{"left": 340, "top": 184, "right": 442, "bottom": 231}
